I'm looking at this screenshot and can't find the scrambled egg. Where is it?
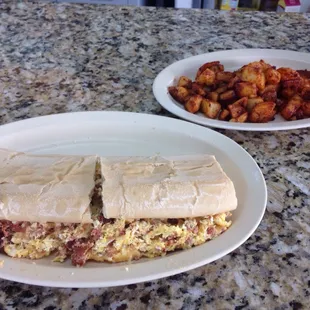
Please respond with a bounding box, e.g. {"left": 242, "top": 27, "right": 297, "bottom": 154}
{"left": 3, "top": 213, "right": 231, "bottom": 265}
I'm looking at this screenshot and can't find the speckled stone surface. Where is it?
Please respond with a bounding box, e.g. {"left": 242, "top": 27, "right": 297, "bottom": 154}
{"left": 0, "top": 2, "right": 310, "bottom": 310}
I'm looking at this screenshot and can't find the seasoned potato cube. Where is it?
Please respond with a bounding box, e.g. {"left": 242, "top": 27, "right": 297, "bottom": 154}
{"left": 219, "top": 90, "right": 236, "bottom": 103}
{"left": 281, "top": 87, "right": 297, "bottom": 99}
{"left": 229, "top": 118, "right": 237, "bottom": 122}
{"left": 196, "top": 68, "right": 216, "bottom": 86}
{"left": 260, "top": 84, "right": 279, "bottom": 93}
{"left": 177, "top": 76, "right": 192, "bottom": 88}
{"left": 236, "top": 112, "right": 248, "bottom": 123}
{"left": 168, "top": 86, "right": 191, "bottom": 104}
{"left": 201, "top": 99, "right": 221, "bottom": 119}
{"left": 247, "top": 97, "right": 264, "bottom": 112}
{"left": 249, "top": 102, "right": 276, "bottom": 123}
{"left": 227, "top": 76, "right": 241, "bottom": 89}
{"left": 228, "top": 98, "right": 247, "bottom": 118}
{"left": 216, "top": 71, "right": 235, "bottom": 83}
{"left": 301, "top": 101, "right": 310, "bottom": 116}
{"left": 215, "top": 85, "right": 228, "bottom": 94}
{"left": 277, "top": 67, "right": 301, "bottom": 81}
{"left": 208, "top": 91, "right": 219, "bottom": 102}
{"left": 282, "top": 79, "right": 303, "bottom": 91}
{"left": 234, "top": 97, "right": 248, "bottom": 108}
{"left": 191, "top": 82, "right": 207, "bottom": 96}
{"left": 239, "top": 63, "right": 266, "bottom": 91}
{"left": 276, "top": 98, "right": 287, "bottom": 110}
{"left": 258, "top": 85, "right": 279, "bottom": 102}
{"left": 244, "top": 60, "right": 272, "bottom": 72}
{"left": 265, "top": 68, "right": 281, "bottom": 85}
{"left": 295, "top": 108, "right": 304, "bottom": 120}
{"left": 235, "top": 82, "right": 258, "bottom": 98}
{"left": 301, "top": 86, "right": 310, "bottom": 100}
{"left": 196, "top": 61, "right": 224, "bottom": 78}
{"left": 280, "top": 95, "right": 303, "bottom": 120}
{"left": 261, "top": 90, "right": 277, "bottom": 102}
{"left": 218, "top": 109, "right": 230, "bottom": 121}
{"left": 184, "top": 95, "right": 203, "bottom": 113}
{"left": 257, "top": 60, "right": 273, "bottom": 72}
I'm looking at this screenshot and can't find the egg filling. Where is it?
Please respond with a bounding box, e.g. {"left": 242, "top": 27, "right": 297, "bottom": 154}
{"left": 0, "top": 212, "right": 231, "bottom": 266}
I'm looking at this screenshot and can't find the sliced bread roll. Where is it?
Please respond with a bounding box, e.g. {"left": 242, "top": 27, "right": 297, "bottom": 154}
{"left": 100, "top": 154, "right": 237, "bottom": 219}
{"left": 0, "top": 148, "right": 97, "bottom": 223}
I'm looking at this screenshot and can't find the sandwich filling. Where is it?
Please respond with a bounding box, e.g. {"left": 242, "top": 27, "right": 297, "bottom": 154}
{"left": 0, "top": 214, "right": 231, "bottom": 266}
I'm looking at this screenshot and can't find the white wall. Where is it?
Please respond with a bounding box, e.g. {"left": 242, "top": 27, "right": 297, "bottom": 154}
{"left": 301, "top": 0, "right": 310, "bottom": 12}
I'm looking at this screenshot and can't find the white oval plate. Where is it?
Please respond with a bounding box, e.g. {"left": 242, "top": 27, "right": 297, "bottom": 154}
{"left": 0, "top": 112, "right": 266, "bottom": 288}
{"left": 153, "top": 49, "right": 310, "bottom": 131}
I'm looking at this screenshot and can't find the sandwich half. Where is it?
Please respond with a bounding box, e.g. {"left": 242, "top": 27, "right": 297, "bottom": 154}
{"left": 88, "top": 155, "right": 237, "bottom": 263}
{"left": 0, "top": 150, "right": 237, "bottom": 266}
{"left": 0, "top": 148, "right": 98, "bottom": 264}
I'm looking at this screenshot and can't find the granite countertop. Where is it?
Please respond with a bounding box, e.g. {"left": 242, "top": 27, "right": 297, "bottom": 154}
{"left": 0, "top": 2, "right": 309, "bottom": 309}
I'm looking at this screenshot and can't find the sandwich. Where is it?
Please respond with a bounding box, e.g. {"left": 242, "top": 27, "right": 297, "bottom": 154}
{"left": 0, "top": 149, "right": 237, "bottom": 266}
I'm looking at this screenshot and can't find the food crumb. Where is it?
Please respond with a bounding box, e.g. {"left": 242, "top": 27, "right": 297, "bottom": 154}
{"left": 125, "top": 267, "right": 129, "bottom": 272}
{"left": 0, "top": 260, "right": 4, "bottom": 268}
{"left": 71, "top": 272, "right": 74, "bottom": 276}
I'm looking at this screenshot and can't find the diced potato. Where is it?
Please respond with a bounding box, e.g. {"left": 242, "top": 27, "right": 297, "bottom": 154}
{"left": 219, "top": 90, "right": 236, "bottom": 103}
{"left": 260, "top": 84, "right": 279, "bottom": 93}
{"left": 261, "top": 91, "right": 277, "bottom": 102}
{"left": 168, "top": 86, "right": 191, "bottom": 104}
{"left": 265, "top": 68, "right": 281, "bottom": 85}
{"left": 257, "top": 60, "right": 273, "bottom": 72}
{"left": 201, "top": 99, "right": 221, "bottom": 119}
{"left": 227, "top": 76, "right": 241, "bottom": 89}
{"left": 282, "top": 79, "right": 303, "bottom": 91}
{"left": 235, "top": 82, "right": 258, "bottom": 98}
{"left": 249, "top": 102, "right": 276, "bottom": 123}
{"left": 259, "top": 84, "right": 279, "bottom": 102}
{"left": 184, "top": 95, "right": 203, "bottom": 113}
{"left": 241, "top": 60, "right": 272, "bottom": 72}
{"left": 236, "top": 112, "right": 248, "bottom": 123}
{"left": 276, "top": 98, "right": 286, "bottom": 109}
{"left": 301, "top": 86, "right": 310, "bottom": 100}
{"left": 295, "top": 108, "right": 304, "bottom": 120}
{"left": 218, "top": 109, "right": 230, "bottom": 121}
{"left": 228, "top": 98, "right": 247, "bottom": 118}
{"left": 234, "top": 97, "right": 248, "bottom": 107}
{"left": 215, "top": 85, "right": 228, "bottom": 94}
{"left": 302, "top": 101, "right": 310, "bottom": 117}
{"left": 196, "top": 68, "right": 216, "bottom": 86}
{"left": 281, "top": 87, "right": 296, "bottom": 99}
{"left": 280, "top": 95, "right": 303, "bottom": 120}
{"left": 191, "top": 82, "right": 207, "bottom": 96}
{"left": 229, "top": 118, "right": 237, "bottom": 122}
{"left": 277, "top": 67, "right": 301, "bottom": 81}
{"left": 301, "top": 101, "right": 310, "bottom": 116}
{"left": 208, "top": 92, "right": 219, "bottom": 102}
{"left": 196, "top": 61, "right": 224, "bottom": 78}
{"left": 177, "top": 76, "right": 192, "bottom": 88}
{"left": 239, "top": 63, "right": 265, "bottom": 91}
{"left": 216, "top": 71, "right": 235, "bottom": 83}
{"left": 247, "top": 97, "right": 264, "bottom": 112}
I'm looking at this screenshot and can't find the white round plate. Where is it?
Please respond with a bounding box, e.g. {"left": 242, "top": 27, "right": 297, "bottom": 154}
{"left": 153, "top": 49, "right": 310, "bottom": 131}
{"left": 0, "top": 112, "right": 267, "bottom": 288}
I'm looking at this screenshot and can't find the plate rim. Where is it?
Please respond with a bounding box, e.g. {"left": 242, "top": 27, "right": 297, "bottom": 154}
{"left": 152, "top": 48, "right": 310, "bottom": 131}
{"left": 0, "top": 111, "right": 267, "bottom": 287}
